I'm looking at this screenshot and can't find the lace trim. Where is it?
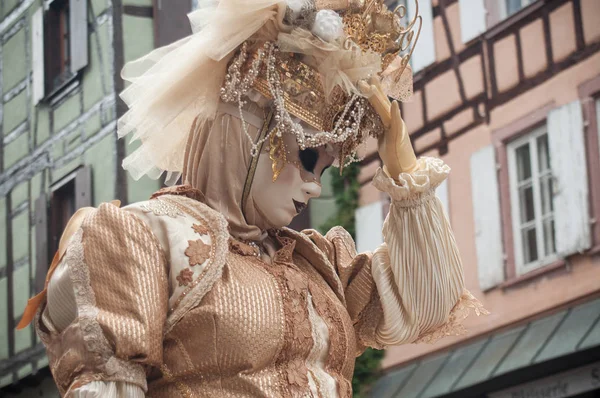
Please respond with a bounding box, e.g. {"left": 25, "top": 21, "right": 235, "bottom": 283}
{"left": 305, "top": 292, "right": 338, "bottom": 397}
{"left": 162, "top": 196, "right": 230, "bottom": 334}
{"left": 414, "top": 289, "right": 490, "bottom": 344}
{"left": 354, "top": 289, "right": 385, "bottom": 353}
{"left": 283, "top": 228, "right": 357, "bottom": 395}
{"left": 308, "top": 280, "right": 354, "bottom": 397}
{"left": 261, "top": 234, "right": 313, "bottom": 397}
{"left": 372, "top": 157, "right": 450, "bottom": 202}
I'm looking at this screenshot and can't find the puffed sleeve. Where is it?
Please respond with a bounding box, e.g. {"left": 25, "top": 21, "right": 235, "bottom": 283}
{"left": 368, "top": 157, "right": 487, "bottom": 346}
{"left": 35, "top": 202, "right": 169, "bottom": 397}
{"left": 311, "top": 157, "right": 486, "bottom": 352}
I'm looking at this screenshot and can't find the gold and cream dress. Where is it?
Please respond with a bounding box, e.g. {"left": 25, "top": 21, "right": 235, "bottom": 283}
{"left": 35, "top": 157, "right": 484, "bottom": 398}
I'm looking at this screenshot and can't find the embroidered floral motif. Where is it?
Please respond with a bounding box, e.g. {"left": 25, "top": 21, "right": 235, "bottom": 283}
{"left": 287, "top": 359, "right": 309, "bottom": 389}
{"left": 140, "top": 199, "right": 184, "bottom": 218}
{"left": 185, "top": 239, "right": 211, "bottom": 266}
{"left": 176, "top": 268, "right": 194, "bottom": 286}
{"left": 192, "top": 223, "right": 210, "bottom": 236}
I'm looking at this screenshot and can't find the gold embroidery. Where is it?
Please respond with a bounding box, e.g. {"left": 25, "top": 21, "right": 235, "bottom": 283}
{"left": 140, "top": 199, "right": 184, "bottom": 218}
{"left": 192, "top": 223, "right": 209, "bottom": 235}
{"left": 176, "top": 268, "right": 194, "bottom": 286}
{"left": 185, "top": 239, "right": 211, "bottom": 266}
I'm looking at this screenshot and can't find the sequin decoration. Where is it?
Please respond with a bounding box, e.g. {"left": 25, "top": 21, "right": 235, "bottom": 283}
{"left": 185, "top": 239, "right": 211, "bottom": 266}
{"left": 176, "top": 268, "right": 194, "bottom": 287}
{"left": 140, "top": 199, "right": 184, "bottom": 218}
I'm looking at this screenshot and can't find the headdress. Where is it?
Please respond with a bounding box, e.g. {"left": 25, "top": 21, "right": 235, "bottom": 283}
{"left": 118, "top": 0, "right": 422, "bottom": 182}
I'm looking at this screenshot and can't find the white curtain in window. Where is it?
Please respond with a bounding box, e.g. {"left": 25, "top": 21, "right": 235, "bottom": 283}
{"left": 470, "top": 144, "right": 504, "bottom": 290}
{"left": 548, "top": 101, "right": 591, "bottom": 256}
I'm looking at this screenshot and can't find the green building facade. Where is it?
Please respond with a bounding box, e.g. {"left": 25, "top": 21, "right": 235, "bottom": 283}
{"left": 0, "top": 0, "right": 164, "bottom": 395}
{"left": 0, "top": 1, "right": 336, "bottom": 395}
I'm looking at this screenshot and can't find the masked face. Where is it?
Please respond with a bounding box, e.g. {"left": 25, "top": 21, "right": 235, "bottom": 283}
{"left": 251, "top": 130, "right": 334, "bottom": 229}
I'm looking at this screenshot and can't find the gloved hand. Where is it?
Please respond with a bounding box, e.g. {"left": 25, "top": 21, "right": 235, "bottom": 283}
{"left": 359, "top": 76, "right": 417, "bottom": 181}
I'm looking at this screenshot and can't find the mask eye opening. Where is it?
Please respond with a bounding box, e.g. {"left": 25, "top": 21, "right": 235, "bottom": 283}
{"left": 298, "top": 148, "right": 319, "bottom": 174}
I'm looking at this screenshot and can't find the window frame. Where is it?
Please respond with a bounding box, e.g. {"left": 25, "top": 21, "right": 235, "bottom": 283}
{"left": 485, "top": 0, "right": 541, "bottom": 29}
{"left": 44, "top": 0, "right": 76, "bottom": 97}
{"left": 49, "top": 170, "right": 78, "bottom": 255}
{"left": 499, "top": 0, "right": 536, "bottom": 20}
{"left": 506, "top": 125, "right": 559, "bottom": 275}
{"left": 492, "top": 102, "right": 558, "bottom": 284}
{"left": 577, "top": 75, "right": 600, "bottom": 254}
{"left": 40, "top": 0, "right": 88, "bottom": 101}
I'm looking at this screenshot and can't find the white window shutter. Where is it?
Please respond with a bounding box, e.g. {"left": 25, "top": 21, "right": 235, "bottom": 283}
{"left": 70, "top": 0, "right": 88, "bottom": 73}
{"left": 355, "top": 201, "right": 384, "bottom": 253}
{"left": 436, "top": 178, "right": 450, "bottom": 220}
{"left": 31, "top": 8, "right": 44, "bottom": 104}
{"left": 548, "top": 101, "right": 591, "bottom": 256}
{"left": 596, "top": 99, "right": 600, "bottom": 162}
{"left": 471, "top": 145, "right": 504, "bottom": 290}
{"left": 408, "top": 0, "right": 435, "bottom": 72}
{"left": 459, "top": 0, "right": 487, "bottom": 44}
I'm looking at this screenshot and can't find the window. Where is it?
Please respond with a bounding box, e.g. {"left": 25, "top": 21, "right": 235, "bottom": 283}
{"left": 597, "top": 98, "right": 600, "bottom": 159}
{"left": 34, "top": 167, "right": 91, "bottom": 292}
{"left": 501, "top": 0, "right": 535, "bottom": 19}
{"left": 472, "top": 101, "right": 590, "bottom": 290}
{"left": 35, "top": 0, "right": 88, "bottom": 99}
{"left": 507, "top": 126, "right": 557, "bottom": 274}
{"left": 49, "top": 176, "right": 76, "bottom": 254}
{"left": 45, "top": 0, "right": 71, "bottom": 94}
{"left": 154, "top": 0, "right": 193, "bottom": 47}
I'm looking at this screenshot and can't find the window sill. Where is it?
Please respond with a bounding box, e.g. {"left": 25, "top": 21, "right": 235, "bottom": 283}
{"left": 500, "top": 259, "right": 567, "bottom": 290}
{"left": 45, "top": 73, "right": 80, "bottom": 107}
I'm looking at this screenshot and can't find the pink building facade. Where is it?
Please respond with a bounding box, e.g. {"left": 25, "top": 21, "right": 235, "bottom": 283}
{"left": 355, "top": 0, "right": 600, "bottom": 396}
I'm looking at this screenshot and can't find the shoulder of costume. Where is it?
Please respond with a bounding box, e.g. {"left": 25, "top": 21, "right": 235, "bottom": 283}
{"left": 123, "top": 185, "right": 229, "bottom": 236}
{"left": 280, "top": 227, "right": 346, "bottom": 304}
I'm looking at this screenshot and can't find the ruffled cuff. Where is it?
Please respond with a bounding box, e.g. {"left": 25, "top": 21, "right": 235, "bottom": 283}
{"left": 413, "top": 289, "right": 489, "bottom": 345}
{"left": 69, "top": 381, "right": 145, "bottom": 398}
{"left": 372, "top": 157, "right": 450, "bottom": 203}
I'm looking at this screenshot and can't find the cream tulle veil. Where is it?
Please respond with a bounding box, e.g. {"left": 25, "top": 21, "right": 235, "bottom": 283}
{"left": 118, "top": 0, "right": 287, "bottom": 184}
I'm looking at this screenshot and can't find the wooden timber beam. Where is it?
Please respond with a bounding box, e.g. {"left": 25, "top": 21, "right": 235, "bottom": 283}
{"left": 438, "top": 0, "right": 467, "bottom": 103}
{"left": 396, "top": 0, "right": 599, "bottom": 159}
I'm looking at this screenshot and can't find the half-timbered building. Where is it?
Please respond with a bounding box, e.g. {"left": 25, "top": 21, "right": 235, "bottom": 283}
{"left": 360, "top": 0, "right": 600, "bottom": 397}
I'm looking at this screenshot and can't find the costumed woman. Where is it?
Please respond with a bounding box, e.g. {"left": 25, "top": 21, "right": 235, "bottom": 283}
{"left": 19, "top": 0, "right": 487, "bottom": 396}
